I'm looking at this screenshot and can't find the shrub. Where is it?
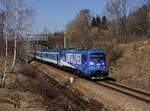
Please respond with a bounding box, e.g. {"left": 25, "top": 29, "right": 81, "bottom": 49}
{"left": 108, "top": 46, "right": 123, "bottom": 64}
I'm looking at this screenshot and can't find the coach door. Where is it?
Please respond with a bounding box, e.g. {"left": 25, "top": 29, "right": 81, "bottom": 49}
{"left": 82, "top": 55, "right": 87, "bottom": 65}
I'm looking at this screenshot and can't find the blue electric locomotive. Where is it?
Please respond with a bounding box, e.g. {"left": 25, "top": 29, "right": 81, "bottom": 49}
{"left": 34, "top": 48, "right": 109, "bottom": 79}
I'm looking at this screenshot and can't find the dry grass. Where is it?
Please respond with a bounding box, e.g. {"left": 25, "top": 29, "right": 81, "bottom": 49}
{"left": 110, "top": 41, "right": 150, "bottom": 91}
{"left": 20, "top": 64, "right": 109, "bottom": 111}
{"left": 0, "top": 57, "right": 109, "bottom": 111}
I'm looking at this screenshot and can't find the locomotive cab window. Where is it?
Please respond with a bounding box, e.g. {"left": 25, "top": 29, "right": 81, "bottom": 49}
{"left": 90, "top": 53, "right": 105, "bottom": 61}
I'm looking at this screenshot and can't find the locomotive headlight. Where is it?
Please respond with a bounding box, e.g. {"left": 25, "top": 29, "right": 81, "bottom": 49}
{"left": 89, "top": 62, "right": 94, "bottom": 65}
{"left": 102, "top": 62, "right": 105, "bottom": 65}
{"left": 103, "top": 66, "right": 106, "bottom": 69}
{"left": 96, "top": 63, "right": 101, "bottom": 66}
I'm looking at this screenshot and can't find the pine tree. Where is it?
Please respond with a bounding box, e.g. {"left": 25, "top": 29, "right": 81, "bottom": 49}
{"left": 96, "top": 15, "right": 101, "bottom": 26}
{"left": 91, "top": 16, "right": 97, "bottom": 27}
{"left": 102, "top": 16, "right": 108, "bottom": 30}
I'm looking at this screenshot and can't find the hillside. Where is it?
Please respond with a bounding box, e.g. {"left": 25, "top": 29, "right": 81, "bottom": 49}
{"left": 0, "top": 57, "right": 109, "bottom": 111}
{"left": 110, "top": 41, "right": 150, "bottom": 91}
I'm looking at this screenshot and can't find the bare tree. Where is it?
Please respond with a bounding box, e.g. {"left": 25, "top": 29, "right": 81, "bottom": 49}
{"left": 0, "top": 11, "right": 5, "bottom": 56}
{"left": 0, "top": 0, "right": 13, "bottom": 87}
{"left": 106, "top": 0, "right": 128, "bottom": 42}
{"left": 144, "top": 0, "right": 150, "bottom": 37}
{"left": 66, "top": 9, "right": 93, "bottom": 48}
{"left": 11, "top": 0, "right": 19, "bottom": 72}
{"left": 1, "top": 11, "right": 8, "bottom": 87}
{"left": 0, "top": 0, "right": 33, "bottom": 73}
{"left": 11, "top": 0, "right": 33, "bottom": 72}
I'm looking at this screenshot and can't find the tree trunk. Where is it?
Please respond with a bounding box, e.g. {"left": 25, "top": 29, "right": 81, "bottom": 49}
{"left": 11, "top": 34, "right": 17, "bottom": 72}
{"left": 11, "top": 0, "right": 19, "bottom": 72}
{"left": 147, "top": 1, "right": 150, "bottom": 38}
{"left": 1, "top": 12, "right": 8, "bottom": 87}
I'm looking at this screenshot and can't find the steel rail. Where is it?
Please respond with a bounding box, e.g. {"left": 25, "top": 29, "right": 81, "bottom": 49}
{"left": 105, "top": 81, "right": 150, "bottom": 96}
{"left": 96, "top": 81, "right": 150, "bottom": 103}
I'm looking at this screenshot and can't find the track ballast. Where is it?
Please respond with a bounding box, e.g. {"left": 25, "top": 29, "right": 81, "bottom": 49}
{"left": 96, "top": 81, "right": 150, "bottom": 103}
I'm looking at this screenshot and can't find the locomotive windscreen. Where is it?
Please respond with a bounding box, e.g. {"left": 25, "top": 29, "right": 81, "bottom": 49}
{"left": 90, "top": 53, "right": 105, "bottom": 61}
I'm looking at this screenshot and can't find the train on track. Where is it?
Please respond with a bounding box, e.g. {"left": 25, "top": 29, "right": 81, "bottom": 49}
{"left": 29, "top": 48, "right": 109, "bottom": 79}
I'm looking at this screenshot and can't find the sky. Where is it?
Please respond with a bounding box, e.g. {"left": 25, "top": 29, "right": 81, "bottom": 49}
{"left": 25, "top": 0, "right": 108, "bottom": 33}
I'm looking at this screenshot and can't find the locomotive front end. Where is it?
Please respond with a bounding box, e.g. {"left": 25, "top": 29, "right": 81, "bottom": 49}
{"left": 88, "top": 51, "right": 109, "bottom": 79}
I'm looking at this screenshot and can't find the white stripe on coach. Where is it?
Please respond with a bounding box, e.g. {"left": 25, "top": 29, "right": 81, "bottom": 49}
{"left": 36, "top": 56, "right": 58, "bottom": 64}
{"left": 36, "top": 51, "right": 59, "bottom": 54}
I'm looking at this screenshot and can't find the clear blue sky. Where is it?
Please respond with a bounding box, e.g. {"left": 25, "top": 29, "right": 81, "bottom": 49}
{"left": 25, "top": 0, "right": 108, "bottom": 33}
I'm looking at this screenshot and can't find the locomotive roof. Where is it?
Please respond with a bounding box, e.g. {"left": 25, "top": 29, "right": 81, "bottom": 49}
{"left": 37, "top": 48, "right": 105, "bottom": 54}
{"left": 63, "top": 49, "right": 105, "bottom": 54}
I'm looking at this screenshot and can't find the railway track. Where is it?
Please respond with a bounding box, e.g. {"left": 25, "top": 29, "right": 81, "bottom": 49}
{"left": 32, "top": 61, "right": 150, "bottom": 104}
{"left": 96, "top": 81, "right": 150, "bottom": 103}
{"left": 31, "top": 61, "right": 150, "bottom": 111}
